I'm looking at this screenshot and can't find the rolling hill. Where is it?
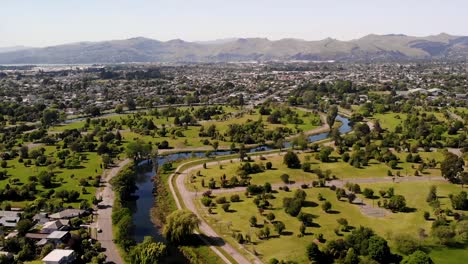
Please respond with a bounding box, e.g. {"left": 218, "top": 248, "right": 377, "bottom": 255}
{"left": 1, "top": 34, "right": 467, "bottom": 64}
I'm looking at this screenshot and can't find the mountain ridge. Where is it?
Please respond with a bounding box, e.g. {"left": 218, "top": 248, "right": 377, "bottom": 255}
{"left": 1, "top": 33, "right": 468, "bottom": 64}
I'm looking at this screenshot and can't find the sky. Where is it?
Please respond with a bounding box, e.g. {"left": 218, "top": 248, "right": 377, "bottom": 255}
{"left": 1, "top": 0, "right": 468, "bottom": 47}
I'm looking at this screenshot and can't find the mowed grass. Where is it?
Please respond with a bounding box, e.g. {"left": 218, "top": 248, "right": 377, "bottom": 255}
{"left": 187, "top": 150, "right": 445, "bottom": 192}
{"left": 370, "top": 113, "right": 407, "bottom": 131}
{"left": 198, "top": 181, "right": 466, "bottom": 263}
{"left": 0, "top": 145, "right": 102, "bottom": 207}
{"left": 187, "top": 153, "right": 319, "bottom": 191}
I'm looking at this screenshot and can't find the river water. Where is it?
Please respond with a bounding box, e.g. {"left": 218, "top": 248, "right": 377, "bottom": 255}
{"left": 132, "top": 115, "right": 352, "bottom": 242}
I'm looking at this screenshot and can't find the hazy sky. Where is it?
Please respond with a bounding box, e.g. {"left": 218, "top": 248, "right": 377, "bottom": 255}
{"left": 1, "top": 0, "right": 468, "bottom": 47}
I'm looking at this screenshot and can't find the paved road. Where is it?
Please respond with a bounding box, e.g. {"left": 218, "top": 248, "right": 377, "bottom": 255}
{"left": 95, "top": 158, "right": 131, "bottom": 264}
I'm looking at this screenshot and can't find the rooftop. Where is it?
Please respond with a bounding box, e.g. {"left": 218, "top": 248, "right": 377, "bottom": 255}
{"left": 47, "top": 231, "right": 69, "bottom": 240}
{"left": 42, "top": 249, "right": 74, "bottom": 262}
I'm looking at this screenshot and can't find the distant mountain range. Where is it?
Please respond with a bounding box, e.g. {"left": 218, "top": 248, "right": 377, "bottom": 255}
{"left": 1, "top": 33, "right": 468, "bottom": 64}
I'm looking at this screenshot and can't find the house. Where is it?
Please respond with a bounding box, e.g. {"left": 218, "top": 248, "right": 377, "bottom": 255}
{"left": 25, "top": 233, "right": 50, "bottom": 246}
{"left": 0, "top": 210, "right": 22, "bottom": 227}
{"left": 49, "top": 209, "right": 84, "bottom": 220}
{"left": 41, "top": 220, "right": 69, "bottom": 234}
{"left": 42, "top": 249, "right": 75, "bottom": 264}
{"left": 0, "top": 216, "right": 20, "bottom": 227}
{"left": 46, "top": 231, "right": 71, "bottom": 245}
{"left": 33, "top": 212, "right": 50, "bottom": 225}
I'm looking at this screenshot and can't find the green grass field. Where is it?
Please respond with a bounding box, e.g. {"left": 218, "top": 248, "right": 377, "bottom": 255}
{"left": 186, "top": 150, "right": 444, "bottom": 192}
{"left": 0, "top": 145, "right": 102, "bottom": 207}
{"left": 198, "top": 180, "right": 467, "bottom": 263}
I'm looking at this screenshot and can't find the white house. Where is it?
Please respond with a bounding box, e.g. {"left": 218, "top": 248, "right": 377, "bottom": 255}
{"left": 42, "top": 249, "right": 75, "bottom": 264}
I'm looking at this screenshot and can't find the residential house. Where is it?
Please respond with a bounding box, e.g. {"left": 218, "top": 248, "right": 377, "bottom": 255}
{"left": 42, "top": 249, "right": 75, "bottom": 264}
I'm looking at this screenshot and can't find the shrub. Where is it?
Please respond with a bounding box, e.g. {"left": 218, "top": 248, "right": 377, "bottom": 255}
{"left": 266, "top": 212, "right": 275, "bottom": 222}
{"left": 363, "top": 188, "right": 374, "bottom": 199}
{"left": 201, "top": 197, "right": 212, "bottom": 207}
{"left": 222, "top": 203, "right": 230, "bottom": 212}
{"left": 387, "top": 195, "right": 407, "bottom": 212}
{"left": 215, "top": 196, "right": 227, "bottom": 204}
{"left": 280, "top": 174, "right": 290, "bottom": 184}
{"left": 230, "top": 194, "right": 240, "bottom": 202}
{"left": 266, "top": 162, "right": 273, "bottom": 170}
{"left": 423, "top": 211, "right": 430, "bottom": 220}
{"left": 322, "top": 201, "right": 332, "bottom": 212}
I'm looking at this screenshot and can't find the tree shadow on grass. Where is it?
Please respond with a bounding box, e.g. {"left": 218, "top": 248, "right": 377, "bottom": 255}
{"left": 193, "top": 233, "right": 226, "bottom": 247}
{"left": 281, "top": 231, "right": 294, "bottom": 236}
{"left": 326, "top": 210, "right": 340, "bottom": 214}
{"left": 303, "top": 201, "right": 318, "bottom": 207}
{"left": 401, "top": 207, "right": 417, "bottom": 213}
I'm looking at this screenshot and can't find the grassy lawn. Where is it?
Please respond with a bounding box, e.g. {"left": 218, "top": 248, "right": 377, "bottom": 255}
{"left": 198, "top": 180, "right": 467, "bottom": 263}
{"left": 370, "top": 112, "right": 407, "bottom": 131}
{"left": 186, "top": 153, "right": 319, "bottom": 191}
{"left": 186, "top": 150, "right": 445, "bottom": 192}
{"left": 0, "top": 145, "right": 102, "bottom": 207}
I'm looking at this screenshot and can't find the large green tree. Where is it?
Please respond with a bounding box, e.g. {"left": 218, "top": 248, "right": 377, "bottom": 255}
{"left": 327, "top": 105, "right": 338, "bottom": 129}
{"left": 440, "top": 152, "right": 464, "bottom": 183}
{"left": 163, "top": 210, "right": 200, "bottom": 245}
{"left": 129, "top": 236, "right": 167, "bottom": 264}
{"left": 283, "top": 151, "right": 301, "bottom": 168}
{"left": 126, "top": 140, "right": 152, "bottom": 161}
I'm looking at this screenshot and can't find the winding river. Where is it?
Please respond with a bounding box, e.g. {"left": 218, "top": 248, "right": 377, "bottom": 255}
{"left": 132, "top": 115, "right": 352, "bottom": 242}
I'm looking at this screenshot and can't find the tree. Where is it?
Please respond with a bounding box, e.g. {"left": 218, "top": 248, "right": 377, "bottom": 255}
{"left": 222, "top": 203, "right": 230, "bottom": 212}
{"left": 280, "top": 174, "right": 290, "bottom": 184}
{"left": 129, "top": 236, "right": 167, "bottom": 264}
{"left": 42, "top": 108, "right": 60, "bottom": 126}
{"left": 126, "top": 140, "right": 152, "bottom": 161}
{"left": 16, "top": 219, "right": 34, "bottom": 235}
{"left": 363, "top": 188, "right": 374, "bottom": 199}
{"left": 306, "top": 242, "right": 323, "bottom": 263}
{"left": 368, "top": 235, "right": 392, "bottom": 263}
{"left": 327, "top": 105, "right": 338, "bottom": 129}
{"left": 115, "top": 104, "right": 124, "bottom": 114}
{"left": 274, "top": 221, "right": 286, "bottom": 236}
{"left": 318, "top": 146, "right": 334, "bottom": 162}
{"left": 19, "top": 146, "right": 29, "bottom": 159}
{"left": 387, "top": 195, "right": 407, "bottom": 212}
{"left": 163, "top": 210, "right": 200, "bottom": 245}
{"left": 126, "top": 97, "right": 137, "bottom": 110}
{"left": 401, "top": 250, "right": 434, "bottom": 264}
{"left": 440, "top": 152, "right": 464, "bottom": 183}
{"left": 426, "top": 185, "right": 437, "bottom": 203}
{"left": 322, "top": 201, "right": 332, "bottom": 213}
{"left": 38, "top": 171, "right": 53, "bottom": 188}
{"left": 461, "top": 172, "right": 468, "bottom": 188}
{"left": 283, "top": 151, "right": 301, "bottom": 168}
{"left": 266, "top": 212, "right": 276, "bottom": 222}
{"left": 344, "top": 248, "right": 359, "bottom": 264}
{"left": 249, "top": 216, "right": 257, "bottom": 227}
{"left": 449, "top": 191, "right": 467, "bottom": 210}
{"left": 431, "top": 225, "right": 455, "bottom": 245}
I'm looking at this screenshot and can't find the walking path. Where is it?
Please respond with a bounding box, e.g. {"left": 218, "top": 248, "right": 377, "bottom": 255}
{"left": 94, "top": 158, "right": 131, "bottom": 264}
{"left": 169, "top": 158, "right": 268, "bottom": 264}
